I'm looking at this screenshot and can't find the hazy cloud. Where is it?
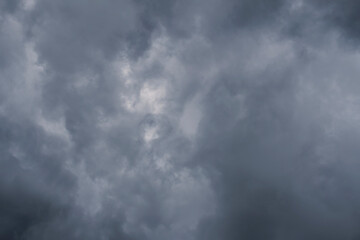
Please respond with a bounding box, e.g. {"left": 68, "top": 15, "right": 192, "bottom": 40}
{"left": 1, "top": 0, "right": 360, "bottom": 239}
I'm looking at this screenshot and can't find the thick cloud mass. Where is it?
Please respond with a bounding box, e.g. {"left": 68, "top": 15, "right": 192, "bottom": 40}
{"left": 1, "top": 0, "right": 360, "bottom": 239}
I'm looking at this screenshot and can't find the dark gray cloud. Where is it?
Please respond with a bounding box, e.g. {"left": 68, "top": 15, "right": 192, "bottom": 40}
{"left": 311, "top": 0, "right": 360, "bottom": 41}
{"left": 1, "top": 0, "right": 360, "bottom": 239}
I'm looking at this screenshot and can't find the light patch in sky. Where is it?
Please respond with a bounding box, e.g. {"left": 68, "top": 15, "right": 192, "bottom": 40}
{"left": 245, "top": 36, "right": 296, "bottom": 76}
{"left": 36, "top": 114, "right": 71, "bottom": 144}
{"left": 180, "top": 94, "right": 202, "bottom": 138}
{"left": 121, "top": 82, "right": 167, "bottom": 114}
{"left": 163, "top": 169, "right": 216, "bottom": 232}
{"left": 143, "top": 124, "right": 160, "bottom": 143}
{"left": 71, "top": 163, "right": 109, "bottom": 216}
{"left": 22, "top": 0, "right": 37, "bottom": 11}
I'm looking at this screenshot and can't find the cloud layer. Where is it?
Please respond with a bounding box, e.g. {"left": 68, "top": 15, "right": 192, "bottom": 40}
{"left": 2, "top": 0, "right": 360, "bottom": 239}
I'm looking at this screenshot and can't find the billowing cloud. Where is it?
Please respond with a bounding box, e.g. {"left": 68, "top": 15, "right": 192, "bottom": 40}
{"left": 1, "top": 0, "right": 360, "bottom": 239}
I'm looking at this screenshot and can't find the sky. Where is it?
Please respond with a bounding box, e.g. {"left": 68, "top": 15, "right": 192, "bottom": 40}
{"left": 1, "top": 0, "right": 360, "bottom": 239}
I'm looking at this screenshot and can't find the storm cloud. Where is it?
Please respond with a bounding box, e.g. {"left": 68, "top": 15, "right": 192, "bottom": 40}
{"left": 1, "top": 0, "right": 360, "bottom": 239}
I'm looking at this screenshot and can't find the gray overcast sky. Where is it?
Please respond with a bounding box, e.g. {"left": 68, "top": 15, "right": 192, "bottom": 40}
{"left": 1, "top": 0, "right": 360, "bottom": 239}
